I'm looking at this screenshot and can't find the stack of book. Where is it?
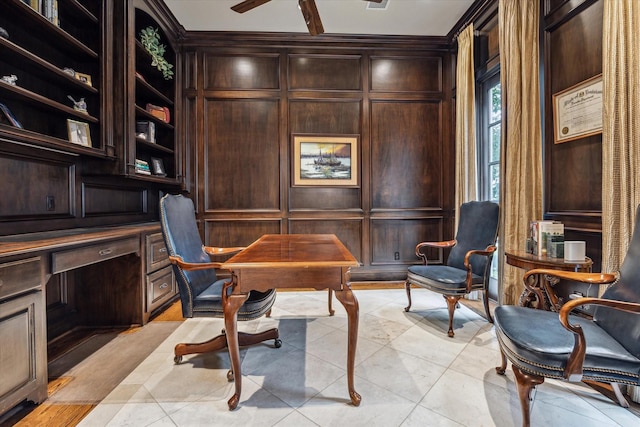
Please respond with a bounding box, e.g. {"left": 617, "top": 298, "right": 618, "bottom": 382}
{"left": 24, "top": 1, "right": 58, "bottom": 26}
{"left": 529, "top": 220, "right": 564, "bottom": 257}
{"left": 135, "top": 159, "right": 151, "bottom": 175}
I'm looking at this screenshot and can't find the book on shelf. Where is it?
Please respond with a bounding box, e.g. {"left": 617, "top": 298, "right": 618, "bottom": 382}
{"left": 135, "top": 159, "right": 151, "bottom": 175}
{"left": 27, "top": 0, "right": 41, "bottom": 13}
{"left": 43, "top": 0, "right": 59, "bottom": 26}
{"left": 145, "top": 103, "right": 170, "bottom": 123}
{"left": 529, "top": 220, "right": 564, "bottom": 256}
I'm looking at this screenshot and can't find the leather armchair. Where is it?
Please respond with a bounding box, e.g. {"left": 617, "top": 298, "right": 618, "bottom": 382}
{"left": 494, "top": 205, "right": 640, "bottom": 427}
{"left": 405, "top": 201, "right": 500, "bottom": 337}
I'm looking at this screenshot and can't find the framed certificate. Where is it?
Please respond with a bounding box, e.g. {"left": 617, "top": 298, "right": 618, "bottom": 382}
{"left": 553, "top": 74, "right": 603, "bottom": 144}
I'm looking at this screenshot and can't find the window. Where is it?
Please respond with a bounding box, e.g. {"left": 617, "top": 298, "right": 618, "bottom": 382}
{"left": 480, "top": 73, "right": 501, "bottom": 203}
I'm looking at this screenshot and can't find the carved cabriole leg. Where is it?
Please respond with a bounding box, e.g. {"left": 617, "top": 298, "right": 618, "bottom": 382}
{"left": 174, "top": 334, "right": 228, "bottom": 361}
{"left": 404, "top": 281, "right": 412, "bottom": 312}
{"left": 495, "top": 348, "right": 507, "bottom": 375}
{"left": 328, "top": 289, "right": 335, "bottom": 316}
{"left": 512, "top": 365, "right": 544, "bottom": 427}
{"left": 224, "top": 292, "right": 249, "bottom": 411}
{"left": 444, "top": 295, "right": 461, "bottom": 337}
{"left": 334, "top": 287, "right": 361, "bottom": 406}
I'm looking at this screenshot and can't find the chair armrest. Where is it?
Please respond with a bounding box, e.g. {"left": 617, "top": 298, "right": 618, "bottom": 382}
{"left": 559, "top": 297, "right": 640, "bottom": 381}
{"left": 416, "top": 240, "right": 457, "bottom": 263}
{"left": 462, "top": 245, "right": 497, "bottom": 291}
{"left": 169, "top": 255, "right": 223, "bottom": 271}
{"left": 203, "top": 246, "right": 245, "bottom": 256}
{"left": 523, "top": 269, "right": 617, "bottom": 285}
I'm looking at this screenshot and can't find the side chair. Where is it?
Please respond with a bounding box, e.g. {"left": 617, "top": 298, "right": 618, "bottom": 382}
{"left": 159, "top": 194, "right": 281, "bottom": 378}
{"left": 405, "top": 201, "right": 499, "bottom": 337}
{"left": 494, "top": 204, "right": 640, "bottom": 427}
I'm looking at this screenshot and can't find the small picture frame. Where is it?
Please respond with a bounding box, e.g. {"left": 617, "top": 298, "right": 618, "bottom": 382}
{"left": 150, "top": 157, "right": 166, "bottom": 176}
{"left": 67, "top": 119, "right": 91, "bottom": 147}
{"left": 74, "top": 72, "right": 92, "bottom": 87}
{"left": 0, "top": 102, "right": 23, "bottom": 128}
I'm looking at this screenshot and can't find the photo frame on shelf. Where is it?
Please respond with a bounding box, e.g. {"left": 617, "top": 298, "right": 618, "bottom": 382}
{"left": 150, "top": 157, "right": 166, "bottom": 176}
{"left": 66, "top": 119, "right": 91, "bottom": 147}
{"left": 292, "top": 134, "right": 359, "bottom": 187}
{"left": 74, "top": 72, "right": 92, "bottom": 87}
{"left": 0, "top": 102, "right": 23, "bottom": 128}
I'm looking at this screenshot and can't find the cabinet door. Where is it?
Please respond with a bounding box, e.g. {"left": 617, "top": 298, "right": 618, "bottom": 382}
{"left": 0, "top": 290, "right": 47, "bottom": 414}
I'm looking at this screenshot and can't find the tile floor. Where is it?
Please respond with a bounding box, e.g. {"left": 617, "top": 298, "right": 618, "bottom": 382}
{"left": 78, "top": 289, "right": 639, "bottom": 426}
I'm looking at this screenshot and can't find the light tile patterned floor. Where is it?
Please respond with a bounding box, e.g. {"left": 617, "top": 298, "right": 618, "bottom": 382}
{"left": 78, "top": 289, "right": 639, "bottom": 426}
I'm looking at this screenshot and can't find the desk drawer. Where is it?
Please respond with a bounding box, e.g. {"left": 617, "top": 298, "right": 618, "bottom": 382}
{"left": 146, "top": 265, "right": 175, "bottom": 312}
{"left": 0, "top": 257, "right": 43, "bottom": 300}
{"left": 51, "top": 237, "right": 139, "bottom": 274}
{"left": 146, "top": 233, "right": 169, "bottom": 274}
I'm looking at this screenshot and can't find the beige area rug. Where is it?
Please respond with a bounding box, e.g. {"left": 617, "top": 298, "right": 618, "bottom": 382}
{"left": 47, "top": 322, "right": 182, "bottom": 403}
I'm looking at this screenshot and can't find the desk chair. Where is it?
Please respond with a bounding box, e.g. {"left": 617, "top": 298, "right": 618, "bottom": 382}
{"left": 405, "top": 201, "right": 499, "bottom": 337}
{"left": 494, "top": 204, "right": 640, "bottom": 427}
{"left": 159, "top": 194, "right": 280, "bottom": 375}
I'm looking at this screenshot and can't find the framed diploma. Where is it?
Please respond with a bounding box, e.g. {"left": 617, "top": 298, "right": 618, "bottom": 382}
{"left": 553, "top": 74, "right": 603, "bottom": 144}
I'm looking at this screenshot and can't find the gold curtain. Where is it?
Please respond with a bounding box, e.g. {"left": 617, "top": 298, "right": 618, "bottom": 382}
{"left": 602, "top": 0, "right": 640, "bottom": 275}
{"left": 455, "top": 24, "right": 477, "bottom": 231}
{"left": 498, "top": 0, "right": 543, "bottom": 304}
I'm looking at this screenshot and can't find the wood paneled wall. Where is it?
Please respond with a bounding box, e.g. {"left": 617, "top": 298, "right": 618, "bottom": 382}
{"left": 181, "top": 34, "right": 454, "bottom": 280}
{"left": 542, "top": 0, "right": 603, "bottom": 272}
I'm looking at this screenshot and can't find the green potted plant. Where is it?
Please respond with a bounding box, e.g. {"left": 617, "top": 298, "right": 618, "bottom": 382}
{"left": 139, "top": 26, "right": 174, "bottom": 80}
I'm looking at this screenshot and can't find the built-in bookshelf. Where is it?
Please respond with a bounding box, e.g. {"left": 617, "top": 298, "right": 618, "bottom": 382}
{"left": 0, "top": 0, "right": 106, "bottom": 156}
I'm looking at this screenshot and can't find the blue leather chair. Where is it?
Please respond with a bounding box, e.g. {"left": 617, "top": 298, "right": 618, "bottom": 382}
{"left": 405, "top": 201, "right": 499, "bottom": 337}
{"left": 494, "top": 205, "right": 640, "bottom": 427}
{"left": 159, "top": 194, "right": 281, "bottom": 372}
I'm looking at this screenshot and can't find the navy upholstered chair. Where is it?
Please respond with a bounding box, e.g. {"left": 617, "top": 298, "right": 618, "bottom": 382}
{"left": 494, "top": 204, "right": 640, "bottom": 427}
{"left": 159, "top": 194, "right": 280, "bottom": 372}
{"left": 405, "top": 201, "right": 499, "bottom": 337}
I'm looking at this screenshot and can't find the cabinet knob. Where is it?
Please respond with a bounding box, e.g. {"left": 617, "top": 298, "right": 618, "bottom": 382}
{"left": 98, "top": 248, "right": 113, "bottom": 256}
{"left": 159, "top": 248, "right": 167, "bottom": 253}
{"left": 159, "top": 282, "right": 168, "bottom": 289}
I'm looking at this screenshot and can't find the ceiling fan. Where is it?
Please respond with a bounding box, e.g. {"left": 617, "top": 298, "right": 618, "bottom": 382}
{"left": 231, "top": 0, "right": 384, "bottom": 36}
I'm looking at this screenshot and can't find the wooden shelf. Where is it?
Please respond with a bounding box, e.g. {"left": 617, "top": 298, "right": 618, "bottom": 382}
{"left": 136, "top": 137, "right": 174, "bottom": 154}
{"left": 136, "top": 76, "right": 173, "bottom": 106}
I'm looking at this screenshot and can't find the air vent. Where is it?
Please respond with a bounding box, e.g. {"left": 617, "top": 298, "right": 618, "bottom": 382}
{"left": 367, "top": 0, "right": 390, "bottom": 10}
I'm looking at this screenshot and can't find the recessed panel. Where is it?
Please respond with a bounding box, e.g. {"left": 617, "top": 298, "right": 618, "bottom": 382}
{"left": 288, "top": 219, "right": 362, "bottom": 262}
{"left": 370, "top": 101, "right": 442, "bottom": 209}
{"left": 371, "top": 217, "right": 443, "bottom": 265}
{"left": 204, "top": 54, "right": 279, "bottom": 90}
{"left": 205, "top": 99, "right": 280, "bottom": 211}
{"left": 370, "top": 56, "right": 442, "bottom": 93}
{"left": 0, "top": 155, "right": 72, "bottom": 219}
{"left": 204, "top": 220, "right": 281, "bottom": 249}
{"left": 289, "top": 55, "right": 361, "bottom": 90}
{"left": 82, "top": 184, "right": 146, "bottom": 216}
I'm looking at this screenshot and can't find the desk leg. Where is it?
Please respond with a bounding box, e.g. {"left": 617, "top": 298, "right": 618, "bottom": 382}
{"left": 224, "top": 292, "right": 249, "bottom": 411}
{"left": 334, "top": 287, "right": 361, "bottom": 406}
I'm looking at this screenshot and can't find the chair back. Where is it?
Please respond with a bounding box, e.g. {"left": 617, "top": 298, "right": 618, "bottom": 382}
{"left": 159, "top": 194, "right": 218, "bottom": 317}
{"left": 447, "top": 201, "right": 499, "bottom": 277}
{"left": 594, "top": 204, "right": 640, "bottom": 357}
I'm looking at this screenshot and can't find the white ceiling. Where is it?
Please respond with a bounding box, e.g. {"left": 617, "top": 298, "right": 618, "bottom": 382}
{"left": 163, "top": 0, "right": 475, "bottom": 37}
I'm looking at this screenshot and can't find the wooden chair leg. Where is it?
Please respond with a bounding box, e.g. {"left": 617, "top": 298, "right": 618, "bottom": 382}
{"left": 443, "top": 295, "right": 461, "bottom": 337}
{"left": 482, "top": 289, "right": 494, "bottom": 323}
{"left": 512, "top": 365, "right": 544, "bottom": 427}
{"left": 496, "top": 348, "right": 508, "bottom": 375}
{"left": 328, "top": 289, "right": 335, "bottom": 316}
{"left": 174, "top": 328, "right": 280, "bottom": 363}
{"left": 404, "top": 281, "right": 412, "bottom": 312}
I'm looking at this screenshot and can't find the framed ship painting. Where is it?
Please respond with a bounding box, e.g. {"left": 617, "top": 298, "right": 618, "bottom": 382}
{"left": 292, "top": 134, "right": 359, "bottom": 187}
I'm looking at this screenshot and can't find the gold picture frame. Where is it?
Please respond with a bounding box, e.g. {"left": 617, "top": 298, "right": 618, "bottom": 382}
{"left": 74, "top": 72, "right": 92, "bottom": 87}
{"left": 292, "top": 134, "right": 359, "bottom": 187}
{"left": 552, "top": 74, "right": 603, "bottom": 144}
{"left": 67, "top": 119, "right": 91, "bottom": 147}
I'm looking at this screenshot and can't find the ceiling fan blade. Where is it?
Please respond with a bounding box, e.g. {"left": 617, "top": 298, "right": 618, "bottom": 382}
{"left": 298, "top": 0, "right": 324, "bottom": 35}
{"left": 231, "top": 0, "right": 271, "bottom": 14}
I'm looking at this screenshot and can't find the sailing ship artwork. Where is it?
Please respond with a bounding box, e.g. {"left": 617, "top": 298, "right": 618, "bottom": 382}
{"left": 293, "top": 135, "right": 358, "bottom": 187}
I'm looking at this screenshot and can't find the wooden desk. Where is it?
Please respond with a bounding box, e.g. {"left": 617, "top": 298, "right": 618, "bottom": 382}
{"left": 221, "top": 234, "right": 361, "bottom": 410}
{"left": 505, "top": 250, "right": 592, "bottom": 311}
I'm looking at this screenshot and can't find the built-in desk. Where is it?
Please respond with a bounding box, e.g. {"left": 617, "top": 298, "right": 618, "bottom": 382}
{"left": 0, "top": 223, "right": 176, "bottom": 416}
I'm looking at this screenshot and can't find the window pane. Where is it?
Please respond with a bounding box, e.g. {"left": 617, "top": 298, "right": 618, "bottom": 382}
{"left": 490, "top": 124, "right": 501, "bottom": 162}
{"left": 490, "top": 164, "right": 500, "bottom": 202}
{"left": 489, "top": 83, "right": 501, "bottom": 122}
